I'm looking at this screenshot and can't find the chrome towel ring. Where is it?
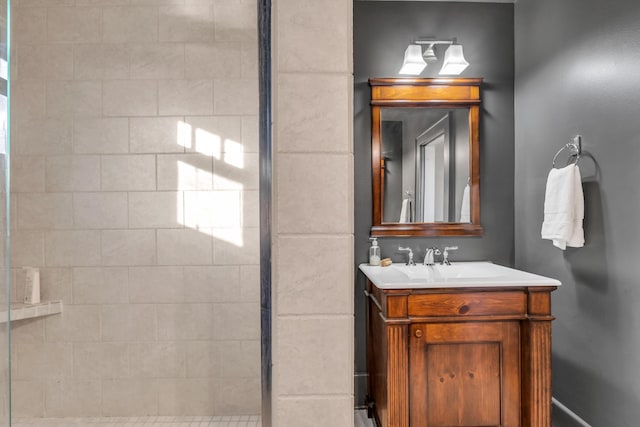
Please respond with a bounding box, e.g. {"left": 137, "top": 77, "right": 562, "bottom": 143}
{"left": 552, "top": 135, "right": 582, "bottom": 168}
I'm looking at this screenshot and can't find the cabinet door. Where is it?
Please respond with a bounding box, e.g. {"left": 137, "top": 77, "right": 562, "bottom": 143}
{"left": 409, "top": 322, "right": 520, "bottom": 427}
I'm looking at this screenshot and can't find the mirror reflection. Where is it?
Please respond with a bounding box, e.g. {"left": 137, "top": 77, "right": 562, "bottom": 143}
{"left": 381, "top": 108, "right": 470, "bottom": 224}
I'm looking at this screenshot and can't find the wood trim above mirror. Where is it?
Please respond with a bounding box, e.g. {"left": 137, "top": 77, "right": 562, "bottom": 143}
{"left": 370, "top": 78, "right": 484, "bottom": 237}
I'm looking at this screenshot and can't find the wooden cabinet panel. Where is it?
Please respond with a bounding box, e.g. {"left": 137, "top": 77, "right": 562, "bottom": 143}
{"left": 408, "top": 291, "right": 526, "bottom": 317}
{"left": 365, "top": 281, "right": 556, "bottom": 427}
{"left": 409, "top": 322, "right": 520, "bottom": 427}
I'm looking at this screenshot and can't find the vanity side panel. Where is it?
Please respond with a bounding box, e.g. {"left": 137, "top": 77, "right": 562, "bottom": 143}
{"left": 368, "top": 292, "right": 388, "bottom": 427}
{"left": 521, "top": 288, "right": 555, "bottom": 427}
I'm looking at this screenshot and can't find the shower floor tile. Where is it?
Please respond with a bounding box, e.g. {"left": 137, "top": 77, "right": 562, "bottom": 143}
{"left": 13, "top": 415, "right": 261, "bottom": 427}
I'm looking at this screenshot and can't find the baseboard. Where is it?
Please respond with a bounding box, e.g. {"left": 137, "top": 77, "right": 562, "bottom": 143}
{"left": 552, "top": 397, "right": 592, "bottom": 427}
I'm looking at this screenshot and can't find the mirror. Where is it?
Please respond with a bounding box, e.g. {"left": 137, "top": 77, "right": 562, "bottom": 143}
{"left": 370, "top": 78, "right": 483, "bottom": 236}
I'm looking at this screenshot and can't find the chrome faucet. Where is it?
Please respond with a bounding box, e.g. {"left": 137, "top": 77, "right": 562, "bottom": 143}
{"left": 423, "top": 247, "right": 441, "bottom": 266}
{"left": 442, "top": 246, "right": 459, "bottom": 265}
{"left": 398, "top": 247, "right": 415, "bottom": 266}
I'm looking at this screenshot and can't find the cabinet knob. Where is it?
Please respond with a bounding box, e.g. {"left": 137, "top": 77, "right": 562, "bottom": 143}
{"left": 414, "top": 329, "right": 423, "bottom": 338}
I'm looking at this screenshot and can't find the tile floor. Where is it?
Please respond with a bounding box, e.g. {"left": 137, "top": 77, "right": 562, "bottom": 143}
{"left": 12, "top": 416, "right": 261, "bottom": 427}
{"left": 355, "top": 410, "right": 374, "bottom": 427}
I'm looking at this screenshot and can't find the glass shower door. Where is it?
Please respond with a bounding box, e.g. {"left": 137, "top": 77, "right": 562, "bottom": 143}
{"left": 0, "top": 0, "right": 9, "bottom": 423}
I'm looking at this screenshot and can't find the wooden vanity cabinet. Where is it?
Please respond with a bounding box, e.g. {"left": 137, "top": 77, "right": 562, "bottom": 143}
{"left": 365, "top": 281, "right": 557, "bottom": 427}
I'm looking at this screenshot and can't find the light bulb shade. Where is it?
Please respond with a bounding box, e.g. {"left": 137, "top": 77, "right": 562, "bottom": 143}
{"left": 439, "top": 44, "right": 469, "bottom": 75}
{"left": 399, "top": 44, "right": 427, "bottom": 75}
{"left": 423, "top": 44, "right": 438, "bottom": 63}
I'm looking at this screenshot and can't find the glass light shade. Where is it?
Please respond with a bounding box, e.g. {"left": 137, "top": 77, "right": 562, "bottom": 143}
{"left": 399, "top": 44, "right": 427, "bottom": 75}
{"left": 439, "top": 44, "right": 469, "bottom": 75}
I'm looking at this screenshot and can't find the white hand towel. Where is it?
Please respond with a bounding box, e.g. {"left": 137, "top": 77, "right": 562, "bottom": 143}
{"left": 541, "top": 164, "right": 584, "bottom": 250}
{"left": 460, "top": 183, "right": 471, "bottom": 223}
{"left": 399, "top": 198, "right": 411, "bottom": 223}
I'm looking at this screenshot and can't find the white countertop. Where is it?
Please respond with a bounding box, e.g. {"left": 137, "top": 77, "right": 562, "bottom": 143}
{"left": 359, "top": 261, "right": 561, "bottom": 290}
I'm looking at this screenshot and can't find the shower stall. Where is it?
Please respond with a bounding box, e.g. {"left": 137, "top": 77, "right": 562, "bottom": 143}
{"left": 1, "top": 0, "right": 264, "bottom": 425}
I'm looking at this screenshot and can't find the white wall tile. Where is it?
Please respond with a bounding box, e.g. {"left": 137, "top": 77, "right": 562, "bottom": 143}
{"left": 73, "top": 118, "right": 129, "bottom": 154}
{"left": 159, "top": 5, "right": 215, "bottom": 42}
{"left": 184, "top": 190, "right": 241, "bottom": 229}
{"left": 185, "top": 341, "right": 221, "bottom": 378}
{"left": 13, "top": 343, "right": 73, "bottom": 380}
{"left": 213, "top": 152, "right": 259, "bottom": 190}
{"left": 101, "top": 229, "right": 156, "bottom": 266}
{"left": 212, "top": 302, "right": 259, "bottom": 340}
{"left": 17, "top": 193, "right": 73, "bottom": 230}
{"left": 183, "top": 265, "right": 240, "bottom": 302}
{"left": 10, "top": 319, "right": 45, "bottom": 345}
{"left": 46, "top": 81, "right": 103, "bottom": 118}
{"left": 156, "top": 378, "right": 214, "bottom": 416}
{"left": 277, "top": 73, "right": 351, "bottom": 153}
{"left": 73, "top": 342, "right": 130, "bottom": 379}
{"left": 12, "top": 231, "right": 45, "bottom": 268}
{"left": 101, "top": 155, "right": 157, "bottom": 191}
{"left": 219, "top": 340, "right": 259, "bottom": 378}
{"left": 242, "top": 116, "right": 259, "bottom": 153}
{"left": 46, "top": 155, "right": 101, "bottom": 192}
{"left": 45, "top": 305, "right": 101, "bottom": 342}
{"left": 213, "top": 0, "right": 257, "bottom": 42}
{"left": 11, "top": 380, "right": 45, "bottom": 418}
{"left": 73, "top": 192, "right": 129, "bottom": 229}
{"left": 103, "top": 6, "right": 159, "bottom": 42}
{"left": 130, "top": 43, "right": 185, "bottom": 79}
{"left": 185, "top": 42, "right": 241, "bottom": 78}
{"left": 156, "top": 303, "right": 214, "bottom": 340}
{"left": 213, "top": 377, "right": 261, "bottom": 415}
{"left": 212, "top": 226, "right": 259, "bottom": 265}
{"left": 130, "top": 116, "right": 186, "bottom": 153}
{"left": 213, "top": 79, "right": 258, "bottom": 115}
{"left": 102, "top": 379, "right": 159, "bottom": 416}
{"left": 129, "top": 266, "right": 185, "bottom": 303}
{"left": 73, "top": 267, "right": 129, "bottom": 304}
{"left": 157, "top": 153, "right": 213, "bottom": 190}
{"left": 241, "top": 42, "right": 258, "bottom": 78}
{"left": 277, "top": 235, "right": 353, "bottom": 315}
{"left": 103, "top": 80, "right": 158, "bottom": 117}
{"left": 47, "top": 7, "right": 102, "bottom": 43}
{"left": 11, "top": 80, "right": 46, "bottom": 121}
{"left": 276, "top": 316, "right": 352, "bottom": 395}
{"left": 101, "top": 304, "right": 157, "bottom": 342}
{"left": 276, "top": 153, "right": 352, "bottom": 234}
{"left": 129, "top": 342, "right": 186, "bottom": 378}
{"left": 157, "top": 228, "right": 212, "bottom": 265}
{"left": 45, "top": 230, "right": 101, "bottom": 267}
{"left": 15, "top": 118, "right": 72, "bottom": 155}
{"left": 159, "top": 80, "right": 214, "bottom": 116}
{"left": 11, "top": 156, "right": 45, "bottom": 193}
{"left": 45, "top": 379, "right": 102, "bottom": 417}
{"left": 239, "top": 265, "right": 260, "bottom": 302}
{"left": 277, "top": 0, "right": 351, "bottom": 72}
{"left": 129, "top": 191, "right": 183, "bottom": 228}
{"left": 74, "top": 43, "right": 130, "bottom": 80}
{"left": 18, "top": 44, "right": 74, "bottom": 80}
{"left": 12, "top": 8, "right": 47, "bottom": 45}
{"left": 184, "top": 115, "right": 243, "bottom": 156}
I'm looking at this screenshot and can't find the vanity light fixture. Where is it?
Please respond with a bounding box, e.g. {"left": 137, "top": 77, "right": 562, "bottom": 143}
{"left": 398, "top": 44, "right": 427, "bottom": 75}
{"left": 399, "top": 40, "right": 470, "bottom": 76}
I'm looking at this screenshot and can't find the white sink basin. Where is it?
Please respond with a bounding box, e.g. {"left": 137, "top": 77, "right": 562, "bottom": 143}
{"left": 359, "top": 261, "right": 561, "bottom": 289}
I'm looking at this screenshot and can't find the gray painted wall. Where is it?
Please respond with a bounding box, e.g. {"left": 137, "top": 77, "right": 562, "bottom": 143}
{"left": 515, "top": 0, "right": 640, "bottom": 425}
{"left": 354, "top": 0, "right": 514, "bottom": 405}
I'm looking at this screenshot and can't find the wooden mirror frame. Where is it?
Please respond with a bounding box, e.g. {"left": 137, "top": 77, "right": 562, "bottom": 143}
{"left": 370, "top": 78, "right": 484, "bottom": 237}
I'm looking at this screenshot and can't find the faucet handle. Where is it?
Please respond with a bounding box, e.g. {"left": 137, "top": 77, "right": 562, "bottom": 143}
{"left": 398, "top": 246, "right": 415, "bottom": 266}
{"left": 444, "top": 246, "right": 458, "bottom": 252}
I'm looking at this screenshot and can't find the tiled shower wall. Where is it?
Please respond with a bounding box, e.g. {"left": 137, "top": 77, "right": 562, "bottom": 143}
{"left": 9, "top": 0, "right": 260, "bottom": 418}
{"left": 272, "top": 0, "right": 355, "bottom": 425}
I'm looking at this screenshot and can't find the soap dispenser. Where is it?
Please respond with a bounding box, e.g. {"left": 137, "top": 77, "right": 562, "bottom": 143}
{"left": 369, "top": 237, "right": 381, "bottom": 266}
